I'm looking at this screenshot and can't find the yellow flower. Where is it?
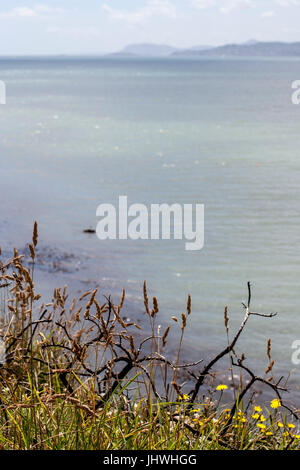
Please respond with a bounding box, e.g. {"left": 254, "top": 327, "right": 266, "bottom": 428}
{"left": 270, "top": 399, "right": 281, "bottom": 409}
{"left": 277, "top": 422, "right": 284, "bottom": 428}
{"left": 254, "top": 406, "right": 262, "bottom": 413}
{"left": 257, "top": 423, "right": 266, "bottom": 430}
{"left": 283, "top": 432, "right": 290, "bottom": 437}
{"left": 179, "top": 394, "right": 189, "bottom": 401}
{"left": 191, "top": 408, "right": 201, "bottom": 413}
{"left": 252, "top": 413, "right": 260, "bottom": 420}
{"left": 266, "top": 432, "right": 273, "bottom": 436}
{"left": 193, "top": 418, "right": 204, "bottom": 426}
{"left": 260, "top": 415, "right": 266, "bottom": 422}
{"left": 288, "top": 424, "right": 296, "bottom": 429}
{"left": 294, "top": 435, "right": 300, "bottom": 439}
{"left": 216, "top": 384, "right": 228, "bottom": 391}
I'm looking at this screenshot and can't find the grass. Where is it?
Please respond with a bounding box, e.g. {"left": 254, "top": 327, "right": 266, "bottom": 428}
{"left": 0, "top": 222, "right": 299, "bottom": 450}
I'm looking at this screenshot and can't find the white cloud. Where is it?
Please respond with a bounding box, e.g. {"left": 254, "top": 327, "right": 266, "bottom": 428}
{"left": 191, "top": 0, "right": 255, "bottom": 12}
{"left": 13, "top": 7, "right": 37, "bottom": 18}
{"left": 102, "top": 0, "right": 178, "bottom": 25}
{"left": 0, "top": 7, "right": 35, "bottom": 19}
{"left": 261, "top": 10, "right": 275, "bottom": 18}
{"left": 276, "top": 0, "right": 300, "bottom": 6}
{"left": 190, "top": 0, "right": 215, "bottom": 9}
{"left": 0, "top": 4, "right": 64, "bottom": 20}
{"left": 35, "top": 5, "right": 65, "bottom": 15}
{"left": 220, "top": 0, "right": 253, "bottom": 14}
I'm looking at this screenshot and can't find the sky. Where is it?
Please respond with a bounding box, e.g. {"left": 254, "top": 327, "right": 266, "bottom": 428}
{"left": 0, "top": 0, "right": 300, "bottom": 55}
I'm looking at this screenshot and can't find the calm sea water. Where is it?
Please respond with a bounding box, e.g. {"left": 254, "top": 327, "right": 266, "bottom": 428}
{"left": 1, "top": 57, "right": 300, "bottom": 402}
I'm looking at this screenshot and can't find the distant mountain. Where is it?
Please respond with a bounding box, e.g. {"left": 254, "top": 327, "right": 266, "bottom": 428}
{"left": 242, "top": 39, "right": 259, "bottom": 46}
{"left": 111, "top": 41, "right": 300, "bottom": 58}
{"left": 116, "top": 43, "right": 179, "bottom": 57}
{"left": 188, "top": 45, "right": 214, "bottom": 51}
{"left": 175, "top": 41, "right": 300, "bottom": 57}
{"left": 173, "top": 45, "right": 213, "bottom": 56}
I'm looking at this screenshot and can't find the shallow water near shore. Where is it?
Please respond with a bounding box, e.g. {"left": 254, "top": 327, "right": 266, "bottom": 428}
{"left": 1, "top": 56, "right": 300, "bottom": 404}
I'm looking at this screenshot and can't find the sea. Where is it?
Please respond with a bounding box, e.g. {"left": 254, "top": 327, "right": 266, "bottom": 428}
{"left": 1, "top": 56, "right": 300, "bottom": 404}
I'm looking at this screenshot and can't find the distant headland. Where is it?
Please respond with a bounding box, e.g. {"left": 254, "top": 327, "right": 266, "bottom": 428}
{"left": 110, "top": 40, "right": 300, "bottom": 58}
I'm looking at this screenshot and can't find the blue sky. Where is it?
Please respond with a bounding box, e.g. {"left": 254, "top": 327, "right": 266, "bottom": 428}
{"left": 0, "top": 0, "right": 300, "bottom": 55}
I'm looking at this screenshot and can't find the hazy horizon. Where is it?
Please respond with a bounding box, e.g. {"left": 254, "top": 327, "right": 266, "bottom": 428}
{"left": 1, "top": 38, "right": 300, "bottom": 58}
{"left": 0, "top": 1, "right": 300, "bottom": 55}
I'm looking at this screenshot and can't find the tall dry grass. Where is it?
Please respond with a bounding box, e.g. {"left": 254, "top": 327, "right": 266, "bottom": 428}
{"left": 0, "top": 223, "right": 298, "bottom": 450}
